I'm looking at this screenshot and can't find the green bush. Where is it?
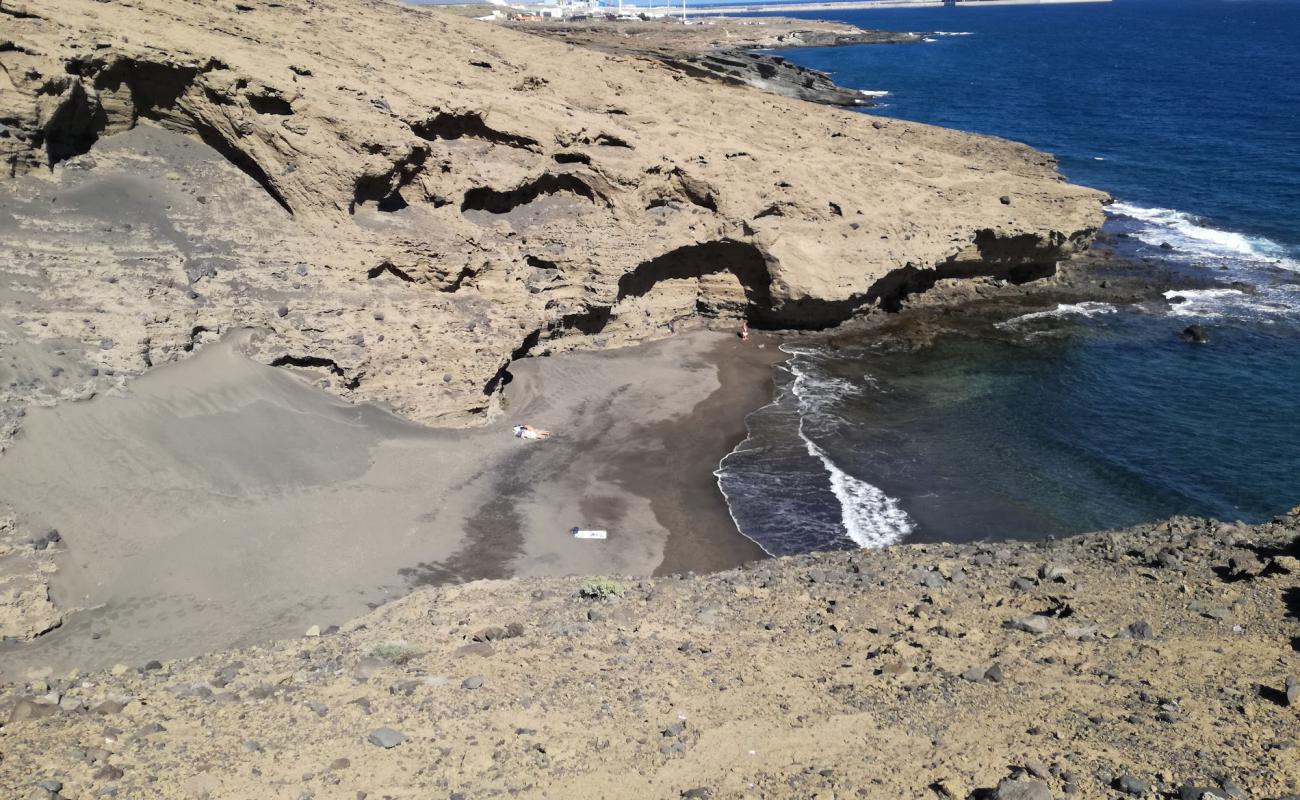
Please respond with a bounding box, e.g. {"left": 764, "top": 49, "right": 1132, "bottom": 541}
{"left": 369, "top": 640, "right": 419, "bottom": 664}
{"left": 578, "top": 578, "right": 626, "bottom": 599}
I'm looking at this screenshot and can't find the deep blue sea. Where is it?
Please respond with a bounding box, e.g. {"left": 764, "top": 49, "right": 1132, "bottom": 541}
{"left": 715, "top": 0, "right": 1300, "bottom": 555}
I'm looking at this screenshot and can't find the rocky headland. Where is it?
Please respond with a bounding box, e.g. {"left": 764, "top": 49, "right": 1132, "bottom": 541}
{"left": 505, "top": 17, "right": 923, "bottom": 106}
{"left": 1, "top": 0, "right": 1103, "bottom": 436}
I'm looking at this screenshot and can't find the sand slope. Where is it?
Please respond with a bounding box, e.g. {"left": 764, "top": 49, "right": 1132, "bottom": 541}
{"left": 0, "top": 327, "right": 780, "bottom": 671}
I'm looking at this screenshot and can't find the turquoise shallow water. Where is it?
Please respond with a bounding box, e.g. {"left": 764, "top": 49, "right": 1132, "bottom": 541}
{"left": 715, "top": 0, "right": 1300, "bottom": 555}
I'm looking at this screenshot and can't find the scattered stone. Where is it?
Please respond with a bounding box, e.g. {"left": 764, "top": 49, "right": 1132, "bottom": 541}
{"left": 1286, "top": 675, "right": 1299, "bottom": 706}
{"left": 992, "top": 777, "right": 1052, "bottom": 800}
{"left": 353, "top": 657, "right": 388, "bottom": 679}
{"left": 461, "top": 675, "right": 484, "bottom": 690}
{"left": 1011, "top": 577, "right": 1037, "bottom": 592}
{"left": 1116, "top": 775, "right": 1151, "bottom": 795}
{"left": 9, "top": 700, "right": 59, "bottom": 723}
{"left": 1181, "top": 325, "right": 1209, "bottom": 344}
{"left": 1024, "top": 761, "right": 1051, "bottom": 781}
{"left": 366, "top": 727, "right": 406, "bottom": 749}
{"left": 1270, "top": 555, "right": 1300, "bottom": 574}
{"left": 304, "top": 625, "right": 321, "bottom": 637}
{"left": 1007, "top": 615, "right": 1051, "bottom": 635}
{"left": 1120, "top": 621, "right": 1155, "bottom": 640}
{"left": 662, "top": 721, "right": 686, "bottom": 737}
{"left": 1038, "top": 564, "right": 1071, "bottom": 582}
{"left": 1227, "top": 552, "right": 1264, "bottom": 579}
{"left": 1064, "top": 624, "right": 1097, "bottom": 641}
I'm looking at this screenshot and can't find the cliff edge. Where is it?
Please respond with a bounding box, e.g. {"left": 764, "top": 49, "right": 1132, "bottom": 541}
{"left": 2, "top": 0, "right": 1104, "bottom": 432}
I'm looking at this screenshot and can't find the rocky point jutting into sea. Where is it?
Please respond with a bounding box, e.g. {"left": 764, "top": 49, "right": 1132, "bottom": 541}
{"left": 0, "top": 0, "right": 1296, "bottom": 797}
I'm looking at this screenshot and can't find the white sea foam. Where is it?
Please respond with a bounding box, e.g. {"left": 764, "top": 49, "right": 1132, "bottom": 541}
{"left": 788, "top": 353, "right": 914, "bottom": 548}
{"left": 997, "top": 302, "right": 1117, "bottom": 328}
{"left": 1109, "top": 202, "right": 1299, "bottom": 271}
{"left": 932, "top": 31, "right": 974, "bottom": 36}
{"left": 1161, "top": 286, "right": 1300, "bottom": 319}
{"left": 859, "top": 89, "right": 891, "bottom": 97}
{"left": 923, "top": 37, "right": 938, "bottom": 43}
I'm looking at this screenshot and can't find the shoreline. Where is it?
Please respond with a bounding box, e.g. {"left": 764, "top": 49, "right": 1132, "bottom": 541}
{"left": 505, "top": 16, "right": 923, "bottom": 106}
{"left": 0, "top": 218, "right": 1252, "bottom": 676}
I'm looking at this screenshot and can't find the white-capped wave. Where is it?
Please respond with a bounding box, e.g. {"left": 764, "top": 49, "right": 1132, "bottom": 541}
{"left": 1162, "top": 286, "right": 1300, "bottom": 319}
{"left": 932, "top": 31, "right": 974, "bottom": 36}
{"left": 923, "top": 37, "right": 938, "bottom": 43}
{"left": 1109, "top": 202, "right": 1298, "bottom": 271}
{"left": 997, "top": 302, "right": 1117, "bottom": 328}
{"left": 859, "top": 89, "right": 891, "bottom": 97}
{"left": 788, "top": 354, "right": 914, "bottom": 548}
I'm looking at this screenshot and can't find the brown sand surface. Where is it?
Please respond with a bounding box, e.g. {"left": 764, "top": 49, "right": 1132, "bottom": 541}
{"left": 0, "top": 329, "right": 775, "bottom": 676}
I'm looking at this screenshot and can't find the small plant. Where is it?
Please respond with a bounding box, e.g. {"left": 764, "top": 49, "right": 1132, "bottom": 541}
{"left": 578, "top": 577, "right": 626, "bottom": 599}
{"left": 369, "top": 640, "right": 419, "bottom": 665}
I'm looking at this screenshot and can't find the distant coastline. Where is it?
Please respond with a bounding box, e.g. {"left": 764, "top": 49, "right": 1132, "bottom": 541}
{"left": 689, "top": 0, "right": 1110, "bottom": 16}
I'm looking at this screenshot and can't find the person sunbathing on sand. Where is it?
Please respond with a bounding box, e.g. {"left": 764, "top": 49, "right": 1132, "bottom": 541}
{"left": 513, "top": 424, "right": 551, "bottom": 440}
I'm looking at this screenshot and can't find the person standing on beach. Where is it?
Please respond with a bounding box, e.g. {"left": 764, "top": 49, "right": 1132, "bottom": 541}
{"left": 740, "top": 320, "right": 750, "bottom": 341}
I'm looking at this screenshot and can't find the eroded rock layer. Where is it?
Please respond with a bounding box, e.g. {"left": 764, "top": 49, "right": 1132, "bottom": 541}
{"left": 2, "top": 0, "right": 1104, "bottom": 432}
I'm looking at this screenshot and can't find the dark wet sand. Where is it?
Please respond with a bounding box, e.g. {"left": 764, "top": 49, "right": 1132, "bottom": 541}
{"left": 637, "top": 334, "right": 781, "bottom": 576}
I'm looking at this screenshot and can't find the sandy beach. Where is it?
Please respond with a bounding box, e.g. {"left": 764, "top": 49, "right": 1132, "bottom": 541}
{"left": 0, "top": 328, "right": 773, "bottom": 676}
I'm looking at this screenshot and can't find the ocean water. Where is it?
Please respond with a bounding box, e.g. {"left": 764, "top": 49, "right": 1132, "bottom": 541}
{"left": 716, "top": 0, "right": 1300, "bottom": 555}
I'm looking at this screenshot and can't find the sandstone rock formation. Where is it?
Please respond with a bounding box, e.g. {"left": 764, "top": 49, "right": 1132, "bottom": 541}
{"left": 1, "top": 0, "right": 1104, "bottom": 432}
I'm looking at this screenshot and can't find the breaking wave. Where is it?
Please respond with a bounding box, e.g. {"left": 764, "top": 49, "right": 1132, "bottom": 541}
{"left": 1109, "top": 202, "right": 1299, "bottom": 272}
{"left": 997, "top": 302, "right": 1118, "bottom": 328}
{"left": 716, "top": 345, "right": 913, "bottom": 556}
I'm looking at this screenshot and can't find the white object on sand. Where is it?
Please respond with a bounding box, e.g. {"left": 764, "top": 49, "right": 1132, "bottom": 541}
{"left": 513, "top": 424, "right": 544, "bottom": 440}
{"left": 571, "top": 528, "right": 607, "bottom": 540}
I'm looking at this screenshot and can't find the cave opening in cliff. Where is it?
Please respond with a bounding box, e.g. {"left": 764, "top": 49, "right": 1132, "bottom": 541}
{"left": 616, "top": 240, "right": 775, "bottom": 325}
{"left": 460, "top": 173, "right": 599, "bottom": 215}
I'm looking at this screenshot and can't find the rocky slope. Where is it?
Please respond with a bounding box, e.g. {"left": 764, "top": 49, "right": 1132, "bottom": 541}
{"left": 2, "top": 0, "right": 1104, "bottom": 438}
{"left": 2, "top": 510, "right": 1297, "bottom": 799}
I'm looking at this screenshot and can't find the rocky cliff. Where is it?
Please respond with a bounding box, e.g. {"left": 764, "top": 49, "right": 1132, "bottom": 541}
{"left": 1, "top": 0, "right": 1104, "bottom": 431}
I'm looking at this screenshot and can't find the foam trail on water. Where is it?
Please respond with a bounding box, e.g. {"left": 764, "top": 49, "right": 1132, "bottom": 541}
{"left": 787, "top": 347, "right": 914, "bottom": 548}
{"left": 1109, "top": 202, "right": 1299, "bottom": 271}
{"left": 997, "top": 302, "right": 1117, "bottom": 328}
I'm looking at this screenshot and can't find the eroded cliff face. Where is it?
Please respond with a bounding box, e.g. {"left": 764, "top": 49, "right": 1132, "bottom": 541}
{"left": 0, "top": 0, "right": 1106, "bottom": 432}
